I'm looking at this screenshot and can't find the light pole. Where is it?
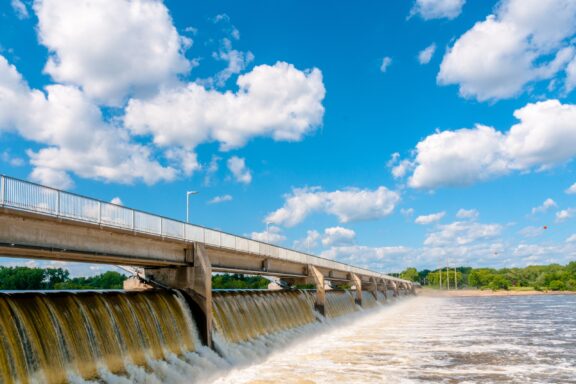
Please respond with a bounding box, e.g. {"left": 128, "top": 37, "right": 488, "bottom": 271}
{"left": 186, "top": 191, "right": 199, "bottom": 223}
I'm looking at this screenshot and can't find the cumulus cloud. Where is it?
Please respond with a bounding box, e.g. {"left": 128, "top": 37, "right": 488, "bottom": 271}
{"left": 125, "top": 62, "right": 325, "bottom": 151}
{"left": 293, "top": 230, "right": 321, "bottom": 251}
{"left": 34, "top": 0, "right": 191, "bottom": 105}
{"left": 321, "top": 226, "right": 356, "bottom": 247}
{"left": 410, "top": 0, "right": 465, "bottom": 20}
{"left": 321, "top": 245, "right": 413, "bottom": 272}
{"left": 415, "top": 211, "right": 445, "bottom": 225}
{"left": 438, "top": 0, "right": 576, "bottom": 101}
{"left": 456, "top": 208, "right": 479, "bottom": 220}
{"left": 424, "top": 221, "right": 503, "bottom": 247}
{"left": 227, "top": 156, "right": 252, "bottom": 184}
{"left": 266, "top": 186, "right": 400, "bottom": 227}
{"left": 519, "top": 226, "right": 546, "bottom": 238}
{"left": 531, "top": 198, "right": 557, "bottom": 214}
{"left": 250, "top": 225, "right": 286, "bottom": 244}
{"left": 556, "top": 208, "right": 575, "bottom": 222}
{"left": 380, "top": 57, "right": 392, "bottom": 73}
{"left": 11, "top": 0, "right": 29, "bottom": 19}
{"left": 565, "top": 183, "right": 576, "bottom": 194}
{"left": 208, "top": 194, "right": 233, "bottom": 204}
{"left": 418, "top": 43, "right": 436, "bottom": 64}
{"left": 566, "top": 234, "right": 576, "bottom": 242}
{"left": 0, "top": 56, "right": 176, "bottom": 187}
{"left": 406, "top": 100, "right": 576, "bottom": 188}
{"left": 110, "top": 197, "right": 123, "bottom": 205}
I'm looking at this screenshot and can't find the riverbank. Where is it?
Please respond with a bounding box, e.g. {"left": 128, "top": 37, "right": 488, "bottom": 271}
{"left": 417, "top": 287, "right": 576, "bottom": 297}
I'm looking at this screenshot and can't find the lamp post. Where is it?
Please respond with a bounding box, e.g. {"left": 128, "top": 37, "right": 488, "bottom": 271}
{"left": 186, "top": 191, "right": 199, "bottom": 223}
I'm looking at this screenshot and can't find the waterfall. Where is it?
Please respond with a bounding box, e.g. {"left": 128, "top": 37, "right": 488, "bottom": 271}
{"left": 0, "top": 288, "right": 407, "bottom": 383}
{"left": 212, "top": 290, "right": 315, "bottom": 344}
{"left": 0, "top": 290, "right": 198, "bottom": 383}
{"left": 376, "top": 290, "right": 386, "bottom": 302}
{"left": 324, "top": 290, "right": 358, "bottom": 318}
{"left": 361, "top": 290, "right": 378, "bottom": 308}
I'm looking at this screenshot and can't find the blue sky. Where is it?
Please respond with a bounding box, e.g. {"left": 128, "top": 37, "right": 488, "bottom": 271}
{"left": 1, "top": 0, "right": 576, "bottom": 276}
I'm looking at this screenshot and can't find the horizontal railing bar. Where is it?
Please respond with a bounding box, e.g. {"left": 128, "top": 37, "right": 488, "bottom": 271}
{"left": 0, "top": 174, "right": 409, "bottom": 284}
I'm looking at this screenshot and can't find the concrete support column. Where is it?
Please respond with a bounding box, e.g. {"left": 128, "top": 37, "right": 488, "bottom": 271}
{"left": 378, "top": 279, "right": 387, "bottom": 301}
{"left": 367, "top": 277, "right": 378, "bottom": 300}
{"left": 392, "top": 281, "right": 399, "bottom": 297}
{"left": 308, "top": 265, "right": 325, "bottom": 316}
{"left": 144, "top": 243, "right": 213, "bottom": 348}
{"left": 350, "top": 273, "right": 362, "bottom": 306}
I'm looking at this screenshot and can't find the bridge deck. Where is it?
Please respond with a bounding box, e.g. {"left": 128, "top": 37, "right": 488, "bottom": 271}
{"left": 0, "top": 175, "right": 409, "bottom": 284}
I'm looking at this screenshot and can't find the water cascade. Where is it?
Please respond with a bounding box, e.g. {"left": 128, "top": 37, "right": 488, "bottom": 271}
{"left": 0, "top": 290, "right": 197, "bottom": 383}
{"left": 361, "top": 290, "right": 378, "bottom": 309}
{"left": 376, "top": 290, "right": 386, "bottom": 302}
{"left": 324, "top": 290, "right": 358, "bottom": 318}
{"left": 212, "top": 290, "right": 316, "bottom": 344}
{"left": 0, "top": 287, "right": 404, "bottom": 383}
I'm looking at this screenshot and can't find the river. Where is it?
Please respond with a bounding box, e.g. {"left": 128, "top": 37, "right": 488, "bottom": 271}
{"left": 212, "top": 295, "right": 576, "bottom": 383}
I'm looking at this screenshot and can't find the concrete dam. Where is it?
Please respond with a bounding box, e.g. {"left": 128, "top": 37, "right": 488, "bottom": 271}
{"left": 0, "top": 176, "right": 414, "bottom": 383}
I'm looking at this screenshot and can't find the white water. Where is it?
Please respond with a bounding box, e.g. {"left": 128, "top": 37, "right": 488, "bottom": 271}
{"left": 211, "top": 295, "right": 576, "bottom": 384}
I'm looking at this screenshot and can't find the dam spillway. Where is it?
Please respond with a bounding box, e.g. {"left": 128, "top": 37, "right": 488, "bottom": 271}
{"left": 0, "top": 288, "right": 400, "bottom": 383}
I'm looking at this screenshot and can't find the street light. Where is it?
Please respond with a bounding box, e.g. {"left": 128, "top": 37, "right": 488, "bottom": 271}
{"left": 186, "top": 191, "right": 199, "bottom": 223}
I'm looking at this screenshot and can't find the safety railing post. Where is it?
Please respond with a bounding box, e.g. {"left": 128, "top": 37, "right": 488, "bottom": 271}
{"left": 0, "top": 176, "right": 4, "bottom": 207}
{"left": 56, "top": 190, "right": 60, "bottom": 217}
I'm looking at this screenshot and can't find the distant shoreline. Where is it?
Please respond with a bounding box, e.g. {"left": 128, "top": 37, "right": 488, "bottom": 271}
{"left": 417, "top": 288, "right": 576, "bottom": 297}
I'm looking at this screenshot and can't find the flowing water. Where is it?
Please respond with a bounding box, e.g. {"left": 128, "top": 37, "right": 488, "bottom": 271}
{"left": 214, "top": 295, "right": 576, "bottom": 384}
{"left": 2, "top": 290, "right": 574, "bottom": 383}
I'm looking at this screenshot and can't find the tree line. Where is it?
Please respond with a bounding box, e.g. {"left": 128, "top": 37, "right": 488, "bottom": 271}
{"left": 0, "top": 267, "right": 271, "bottom": 290}
{"left": 399, "top": 261, "right": 576, "bottom": 291}
{"left": 0, "top": 267, "right": 126, "bottom": 290}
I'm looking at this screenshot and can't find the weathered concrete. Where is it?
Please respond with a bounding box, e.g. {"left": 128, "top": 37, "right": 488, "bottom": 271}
{"left": 350, "top": 273, "right": 362, "bottom": 306}
{"left": 309, "top": 265, "right": 325, "bottom": 316}
{"left": 144, "top": 244, "right": 213, "bottom": 347}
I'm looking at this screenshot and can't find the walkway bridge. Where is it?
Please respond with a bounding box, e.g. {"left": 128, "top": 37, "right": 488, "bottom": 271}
{"left": 0, "top": 175, "right": 414, "bottom": 346}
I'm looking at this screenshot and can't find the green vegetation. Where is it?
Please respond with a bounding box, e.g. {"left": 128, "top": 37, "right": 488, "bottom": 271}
{"left": 212, "top": 273, "right": 270, "bottom": 289}
{"left": 0, "top": 267, "right": 126, "bottom": 290}
{"left": 399, "top": 261, "right": 576, "bottom": 291}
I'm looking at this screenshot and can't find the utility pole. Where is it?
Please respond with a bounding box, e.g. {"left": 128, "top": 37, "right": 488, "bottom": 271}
{"left": 439, "top": 263, "right": 442, "bottom": 289}
{"left": 454, "top": 266, "right": 458, "bottom": 290}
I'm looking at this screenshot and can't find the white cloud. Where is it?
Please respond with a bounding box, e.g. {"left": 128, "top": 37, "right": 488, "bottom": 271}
{"left": 387, "top": 152, "right": 414, "bottom": 178}
{"left": 266, "top": 186, "right": 400, "bottom": 227}
{"left": 566, "top": 56, "right": 576, "bottom": 93}
{"left": 438, "top": 0, "right": 576, "bottom": 101}
{"left": 227, "top": 156, "right": 252, "bottom": 184}
{"left": 380, "top": 57, "right": 392, "bottom": 73}
{"left": 34, "top": 0, "right": 191, "bottom": 105}
{"left": 1, "top": 151, "right": 25, "bottom": 167}
{"left": 531, "top": 198, "right": 557, "bottom": 214}
{"left": 11, "top": 0, "right": 29, "bottom": 19}
{"left": 125, "top": 62, "right": 325, "bottom": 151}
{"left": 407, "top": 100, "right": 576, "bottom": 188}
{"left": 293, "top": 230, "right": 321, "bottom": 251}
{"left": 321, "top": 226, "right": 356, "bottom": 247}
{"left": 401, "top": 208, "right": 415, "bottom": 218}
{"left": 208, "top": 194, "right": 233, "bottom": 204}
{"left": 418, "top": 43, "right": 436, "bottom": 64}
{"left": 566, "top": 234, "right": 576, "bottom": 242}
{"left": 456, "top": 208, "right": 479, "bottom": 220}
{"left": 410, "top": 0, "right": 465, "bottom": 20}
{"left": 212, "top": 40, "right": 254, "bottom": 87}
{"left": 0, "top": 56, "right": 176, "bottom": 187}
{"left": 320, "top": 245, "right": 413, "bottom": 272}
{"left": 424, "top": 221, "right": 503, "bottom": 247}
{"left": 518, "top": 226, "right": 546, "bottom": 238}
{"left": 250, "top": 225, "right": 286, "bottom": 244}
{"left": 566, "top": 183, "right": 576, "bottom": 194}
{"left": 556, "top": 208, "right": 575, "bottom": 222}
{"left": 110, "top": 197, "right": 123, "bottom": 205}
{"left": 414, "top": 211, "right": 445, "bottom": 225}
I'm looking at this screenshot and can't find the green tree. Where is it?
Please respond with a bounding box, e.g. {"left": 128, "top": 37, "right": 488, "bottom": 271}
{"left": 400, "top": 267, "right": 419, "bottom": 282}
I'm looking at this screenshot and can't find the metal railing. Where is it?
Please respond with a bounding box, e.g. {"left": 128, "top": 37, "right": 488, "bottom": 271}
{"left": 0, "top": 175, "right": 407, "bottom": 283}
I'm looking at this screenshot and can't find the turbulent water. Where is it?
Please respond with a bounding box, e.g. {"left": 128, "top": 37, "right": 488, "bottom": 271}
{"left": 2, "top": 290, "right": 574, "bottom": 383}
{"left": 214, "top": 295, "right": 576, "bottom": 384}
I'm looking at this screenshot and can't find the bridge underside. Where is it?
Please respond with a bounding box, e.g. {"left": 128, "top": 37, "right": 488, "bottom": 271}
{"left": 0, "top": 207, "right": 415, "bottom": 347}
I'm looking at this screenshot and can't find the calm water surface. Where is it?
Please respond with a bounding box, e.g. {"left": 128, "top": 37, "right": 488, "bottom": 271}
{"left": 213, "top": 295, "right": 576, "bottom": 384}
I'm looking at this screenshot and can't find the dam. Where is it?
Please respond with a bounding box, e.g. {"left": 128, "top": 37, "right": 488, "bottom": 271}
{"left": 0, "top": 175, "right": 414, "bottom": 383}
